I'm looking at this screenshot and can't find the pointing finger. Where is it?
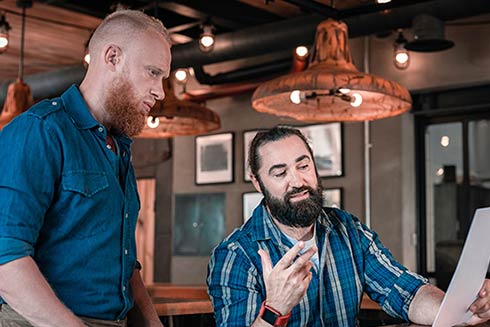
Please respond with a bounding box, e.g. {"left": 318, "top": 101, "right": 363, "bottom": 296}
{"left": 258, "top": 249, "right": 273, "bottom": 278}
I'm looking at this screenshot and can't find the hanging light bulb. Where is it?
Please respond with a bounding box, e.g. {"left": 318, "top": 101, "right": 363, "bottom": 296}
{"left": 295, "top": 46, "right": 308, "bottom": 58}
{"left": 199, "top": 23, "right": 215, "bottom": 53}
{"left": 174, "top": 68, "right": 188, "bottom": 84}
{"left": 0, "top": 12, "right": 11, "bottom": 54}
{"left": 393, "top": 30, "right": 410, "bottom": 70}
{"left": 147, "top": 116, "right": 160, "bottom": 129}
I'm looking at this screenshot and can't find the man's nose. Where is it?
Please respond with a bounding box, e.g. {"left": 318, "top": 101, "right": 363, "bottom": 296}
{"left": 288, "top": 170, "right": 303, "bottom": 188}
{"left": 152, "top": 82, "right": 165, "bottom": 101}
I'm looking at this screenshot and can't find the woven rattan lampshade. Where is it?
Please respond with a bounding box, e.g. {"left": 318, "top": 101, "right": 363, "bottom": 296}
{"left": 137, "top": 79, "right": 220, "bottom": 138}
{"left": 251, "top": 19, "right": 412, "bottom": 122}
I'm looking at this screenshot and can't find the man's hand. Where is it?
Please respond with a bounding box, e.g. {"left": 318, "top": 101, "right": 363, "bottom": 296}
{"left": 467, "top": 279, "right": 490, "bottom": 325}
{"left": 258, "top": 241, "right": 317, "bottom": 315}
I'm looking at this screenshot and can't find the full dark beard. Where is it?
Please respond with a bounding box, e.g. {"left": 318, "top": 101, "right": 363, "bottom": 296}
{"left": 105, "top": 77, "right": 146, "bottom": 137}
{"left": 262, "top": 182, "right": 324, "bottom": 228}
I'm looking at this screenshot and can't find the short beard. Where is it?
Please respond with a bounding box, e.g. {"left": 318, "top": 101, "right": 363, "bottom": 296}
{"left": 260, "top": 179, "right": 324, "bottom": 228}
{"left": 105, "top": 76, "right": 146, "bottom": 137}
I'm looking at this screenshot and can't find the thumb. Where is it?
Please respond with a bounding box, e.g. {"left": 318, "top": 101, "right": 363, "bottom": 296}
{"left": 258, "top": 249, "right": 273, "bottom": 278}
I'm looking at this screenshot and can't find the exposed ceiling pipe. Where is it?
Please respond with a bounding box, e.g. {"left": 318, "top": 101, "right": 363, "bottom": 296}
{"left": 1, "top": 0, "right": 489, "bottom": 104}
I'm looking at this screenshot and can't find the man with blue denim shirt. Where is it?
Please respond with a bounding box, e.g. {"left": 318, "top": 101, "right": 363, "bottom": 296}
{"left": 0, "top": 10, "right": 171, "bottom": 327}
{"left": 207, "top": 126, "right": 490, "bottom": 326}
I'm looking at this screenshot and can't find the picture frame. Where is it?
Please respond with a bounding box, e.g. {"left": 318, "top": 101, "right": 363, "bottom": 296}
{"left": 322, "top": 188, "right": 343, "bottom": 208}
{"left": 242, "top": 191, "right": 263, "bottom": 222}
{"left": 298, "top": 123, "right": 343, "bottom": 178}
{"left": 195, "top": 132, "right": 234, "bottom": 185}
{"left": 173, "top": 193, "right": 226, "bottom": 256}
{"left": 243, "top": 129, "right": 265, "bottom": 182}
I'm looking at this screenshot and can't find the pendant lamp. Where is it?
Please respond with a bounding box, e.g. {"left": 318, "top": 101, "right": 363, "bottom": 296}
{"left": 0, "top": 1, "right": 33, "bottom": 130}
{"left": 137, "top": 79, "right": 220, "bottom": 138}
{"left": 251, "top": 19, "right": 412, "bottom": 122}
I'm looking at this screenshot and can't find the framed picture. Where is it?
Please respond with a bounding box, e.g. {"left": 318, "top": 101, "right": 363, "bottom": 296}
{"left": 322, "top": 188, "right": 342, "bottom": 208}
{"left": 243, "top": 129, "right": 264, "bottom": 182}
{"left": 298, "top": 123, "right": 343, "bottom": 178}
{"left": 173, "top": 193, "right": 225, "bottom": 256}
{"left": 195, "top": 132, "right": 234, "bottom": 185}
{"left": 242, "top": 191, "right": 263, "bottom": 222}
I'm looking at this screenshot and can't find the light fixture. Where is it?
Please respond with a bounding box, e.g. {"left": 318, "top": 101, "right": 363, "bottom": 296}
{"left": 393, "top": 30, "right": 410, "bottom": 70}
{"left": 251, "top": 19, "right": 412, "bottom": 122}
{"left": 0, "top": 1, "right": 33, "bottom": 130}
{"left": 295, "top": 46, "right": 308, "bottom": 58}
{"left": 405, "top": 14, "right": 454, "bottom": 52}
{"left": 174, "top": 68, "right": 188, "bottom": 85}
{"left": 0, "top": 12, "right": 11, "bottom": 54}
{"left": 199, "top": 23, "right": 215, "bottom": 53}
{"left": 376, "top": 0, "right": 391, "bottom": 3}
{"left": 137, "top": 79, "right": 220, "bottom": 138}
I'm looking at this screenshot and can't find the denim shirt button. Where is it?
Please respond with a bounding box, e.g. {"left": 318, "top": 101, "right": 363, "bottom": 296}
{"left": 98, "top": 126, "right": 104, "bottom": 133}
{"left": 51, "top": 101, "right": 57, "bottom": 106}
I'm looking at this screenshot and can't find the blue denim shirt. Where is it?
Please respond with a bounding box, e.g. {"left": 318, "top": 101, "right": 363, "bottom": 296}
{"left": 207, "top": 204, "right": 428, "bottom": 327}
{"left": 0, "top": 85, "right": 140, "bottom": 320}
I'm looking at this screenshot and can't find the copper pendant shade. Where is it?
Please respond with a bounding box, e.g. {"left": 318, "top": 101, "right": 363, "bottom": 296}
{"left": 137, "top": 79, "right": 220, "bottom": 138}
{"left": 251, "top": 19, "right": 412, "bottom": 122}
{"left": 0, "top": 79, "right": 33, "bottom": 130}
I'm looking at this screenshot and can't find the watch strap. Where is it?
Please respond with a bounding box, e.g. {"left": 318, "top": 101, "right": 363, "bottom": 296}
{"left": 259, "top": 301, "right": 291, "bottom": 326}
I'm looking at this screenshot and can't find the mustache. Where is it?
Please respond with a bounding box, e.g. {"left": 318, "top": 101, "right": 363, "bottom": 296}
{"left": 285, "top": 185, "right": 314, "bottom": 201}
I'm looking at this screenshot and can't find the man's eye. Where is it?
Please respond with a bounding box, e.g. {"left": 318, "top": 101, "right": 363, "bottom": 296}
{"left": 149, "top": 69, "right": 159, "bottom": 77}
{"left": 299, "top": 164, "right": 308, "bottom": 170}
{"left": 274, "top": 171, "right": 286, "bottom": 178}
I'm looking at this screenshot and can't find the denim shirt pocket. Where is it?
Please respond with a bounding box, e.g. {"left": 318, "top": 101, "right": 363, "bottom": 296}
{"left": 62, "top": 170, "right": 109, "bottom": 197}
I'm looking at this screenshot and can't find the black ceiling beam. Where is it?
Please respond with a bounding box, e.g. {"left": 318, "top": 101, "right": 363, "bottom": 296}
{"left": 338, "top": 0, "right": 435, "bottom": 19}
{"left": 282, "top": 0, "right": 339, "bottom": 18}
{"left": 157, "top": 1, "right": 243, "bottom": 29}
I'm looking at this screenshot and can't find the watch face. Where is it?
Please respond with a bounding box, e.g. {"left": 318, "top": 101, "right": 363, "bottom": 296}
{"left": 261, "top": 307, "right": 279, "bottom": 325}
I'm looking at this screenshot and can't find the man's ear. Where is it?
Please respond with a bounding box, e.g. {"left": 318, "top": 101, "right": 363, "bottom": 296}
{"left": 250, "top": 174, "right": 263, "bottom": 194}
{"left": 104, "top": 44, "right": 122, "bottom": 70}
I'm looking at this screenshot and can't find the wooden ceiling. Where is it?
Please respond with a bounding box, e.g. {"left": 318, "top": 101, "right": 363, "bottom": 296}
{"left": 0, "top": 0, "right": 415, "bottom": 83}
{"left": 0, "top": 0, "right": 100, "bottom": 82}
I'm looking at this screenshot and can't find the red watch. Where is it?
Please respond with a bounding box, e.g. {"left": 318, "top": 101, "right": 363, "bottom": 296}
{"left": 259, "top": 301, "right": 291, "bottom": 326}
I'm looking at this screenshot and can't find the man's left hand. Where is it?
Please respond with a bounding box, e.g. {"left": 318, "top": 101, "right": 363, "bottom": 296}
{"left": 467, "top": 279, "right": 490, "bottom": 325}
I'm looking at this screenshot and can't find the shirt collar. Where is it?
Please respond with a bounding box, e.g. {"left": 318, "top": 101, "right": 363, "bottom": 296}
{"left": 60, "top": 85, "right": 133, "bottom": 146}
{"left": 61, "top": 85, "right": 99, "bottom": 130}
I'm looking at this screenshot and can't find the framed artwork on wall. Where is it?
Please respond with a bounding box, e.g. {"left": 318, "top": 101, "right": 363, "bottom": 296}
{"left": 322, "top": 188, "right": 342, "bottom": 208}
{"left": 298, "top": 123, "right": 343, "bottom": 178}
{"left": 242, "top": 191, "right": 263, "bottom": 222}
{"left": 173, "top": 193, "right": 226, "bottom": 256}
{"left": 243, "top": 129, "right": 264, "bottom": 182}
{"left": 195, "top": 132, "right": 234, "bottom": 185}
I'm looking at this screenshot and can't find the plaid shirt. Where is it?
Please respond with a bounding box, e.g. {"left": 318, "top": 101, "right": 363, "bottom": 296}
{"left": 207, "top": 204, "right": 427, "bottom": 327}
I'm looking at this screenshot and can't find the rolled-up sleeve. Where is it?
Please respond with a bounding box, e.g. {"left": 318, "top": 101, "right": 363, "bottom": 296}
{"left": 0, "top": 114, "right": 60, "bottom": 264}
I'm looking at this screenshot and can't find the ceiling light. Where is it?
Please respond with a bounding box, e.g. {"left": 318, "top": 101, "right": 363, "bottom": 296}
{"left": 174, "top": 69, "right": 188, "bottom": 84}
{"left": 83, "top": 52, "right": 90, "bottom": 66}
{"left": 393, "top": 30, "right": 410, "bottom": 70}
{"left": 376, "top": 0, "right": 391, "bottom": 3}
{"left": 199, "top": 24, "right": 215, "bottom": 53}
{"left": 252, "top": 19, "right": 412, "bottom": 122}
{"left": 0, "top": 12, "right": 11, "bottom": 54}
{"left": 295, "top": 46, "right": 308, "bottom": 58}
{"left": 405, "top": 14, "right": 454, "bottom": 52}
{"left": 137, "top": 79, "right": 220, "bottom": 138}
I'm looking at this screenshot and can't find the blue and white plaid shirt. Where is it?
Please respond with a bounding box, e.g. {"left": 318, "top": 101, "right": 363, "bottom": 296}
{"left": 207, "top": 203, "right": 427, "bottom": 326}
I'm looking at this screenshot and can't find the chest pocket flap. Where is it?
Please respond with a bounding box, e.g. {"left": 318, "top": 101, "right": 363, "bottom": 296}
{"left": 62, "top": 171, "right": 109, "bottom": 197}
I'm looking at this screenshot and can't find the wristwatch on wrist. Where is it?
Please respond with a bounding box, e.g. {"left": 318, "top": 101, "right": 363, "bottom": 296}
{"left": 259, "top": 301, "right": 291, "bottom": 326}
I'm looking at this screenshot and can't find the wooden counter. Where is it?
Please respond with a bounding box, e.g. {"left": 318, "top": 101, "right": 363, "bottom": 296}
{"left": 148, "top": 283, "right": 381, "bottom": 317}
